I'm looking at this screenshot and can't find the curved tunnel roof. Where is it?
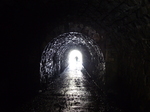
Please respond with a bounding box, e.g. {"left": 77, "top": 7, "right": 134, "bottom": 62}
{"left": 40, "top": 32, "right": 105, "bottom": 83}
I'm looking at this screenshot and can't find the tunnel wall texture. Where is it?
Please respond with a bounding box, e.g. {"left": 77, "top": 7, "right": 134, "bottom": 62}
{"left": 39, "top": 0, "right": 150, "bottom": 110}
{"left": 1, "top": 0, "right": 150, "bottom": 111}
{"left": 40, "top": 32, "right": 105, "bottom": 88}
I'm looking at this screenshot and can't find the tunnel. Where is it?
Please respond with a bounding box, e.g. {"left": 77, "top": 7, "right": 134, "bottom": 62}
{"left": 40, "top": 32, "right": 105, "bottom": 89}
{"left": 1, "top": 0, "right": 150, "bottom": 112}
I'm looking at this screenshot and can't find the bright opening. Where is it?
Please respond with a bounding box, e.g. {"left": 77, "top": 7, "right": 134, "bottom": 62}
{"left": 68, "top": 50, "right": 83, "bottom": 70}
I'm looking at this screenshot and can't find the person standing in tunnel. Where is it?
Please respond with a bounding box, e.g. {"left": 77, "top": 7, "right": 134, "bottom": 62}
{"left": 75, "top": 56, "right": 78, "bottom": 62}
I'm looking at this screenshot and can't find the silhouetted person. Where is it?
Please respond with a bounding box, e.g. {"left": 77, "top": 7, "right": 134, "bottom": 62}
{"left": 75, "top": 56, "right": 78, "bottom": 62}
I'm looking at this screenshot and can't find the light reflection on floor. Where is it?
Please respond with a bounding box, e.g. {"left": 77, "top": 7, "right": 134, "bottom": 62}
{"left": 58, "top": 65, "right": 92, "bottom": 111}
{"left": 15, "top": 64, "right": 122, "bottom": 112}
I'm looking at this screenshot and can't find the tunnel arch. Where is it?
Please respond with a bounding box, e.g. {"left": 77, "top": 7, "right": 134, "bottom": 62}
{"left": 40, "top": 32, "right": 105, "bottom": 86}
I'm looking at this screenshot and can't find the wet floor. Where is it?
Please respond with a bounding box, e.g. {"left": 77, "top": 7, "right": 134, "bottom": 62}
{"left": 15, "top": 66, "right": 123, "bottom": 112}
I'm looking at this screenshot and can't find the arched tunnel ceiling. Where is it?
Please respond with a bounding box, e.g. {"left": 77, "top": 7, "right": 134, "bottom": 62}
{"left": 40, "top": 32, "right": 105, "bottom": 84}
{"left": 2, "top": 0, "right": 150, "bottom": 54}
{"left": 31, "top": 0, "right": 150, "bottom": 57}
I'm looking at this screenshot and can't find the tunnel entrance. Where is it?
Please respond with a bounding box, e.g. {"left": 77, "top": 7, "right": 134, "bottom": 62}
{"left": 68, "top": 50, "right": 83, "bottom": 70}
{"left": 40, "top": 32, "right": 105, "bottom": 89}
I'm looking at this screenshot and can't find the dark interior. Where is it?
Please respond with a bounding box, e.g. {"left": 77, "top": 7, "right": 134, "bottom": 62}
{"left": 1, "top": 0, "right": 150, "bottom": 112}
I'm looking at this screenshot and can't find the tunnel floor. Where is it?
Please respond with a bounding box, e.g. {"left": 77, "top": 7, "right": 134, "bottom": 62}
{"left": 15, "top": 66, "right": 123, "bottom": 112}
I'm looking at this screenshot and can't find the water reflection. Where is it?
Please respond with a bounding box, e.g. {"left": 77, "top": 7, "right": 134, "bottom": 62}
{"left": 58, "top": 64, "right": 91, "bottom": 111}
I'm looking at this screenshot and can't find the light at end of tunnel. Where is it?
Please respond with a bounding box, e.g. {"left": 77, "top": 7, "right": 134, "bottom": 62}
{"left": 68, "top": 50, "right": 83, "bottom": 70}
